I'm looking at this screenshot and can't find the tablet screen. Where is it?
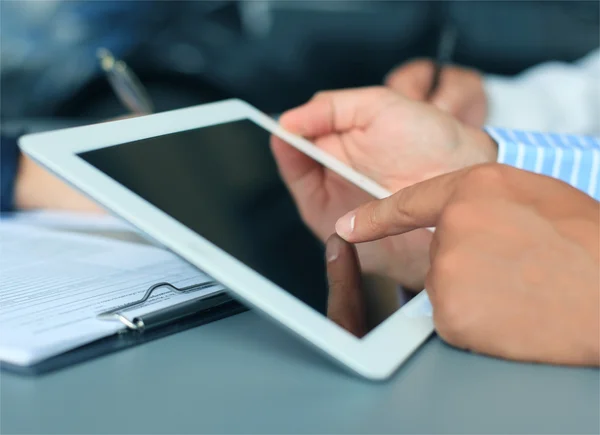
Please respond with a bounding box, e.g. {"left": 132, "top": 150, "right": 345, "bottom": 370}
{"left": 78, "top": 119, "right": 399, "bottom": 335}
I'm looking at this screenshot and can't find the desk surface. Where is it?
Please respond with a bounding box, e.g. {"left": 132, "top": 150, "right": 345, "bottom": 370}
{"left": 2, "top": 309, "right": 599, "bottom": 434}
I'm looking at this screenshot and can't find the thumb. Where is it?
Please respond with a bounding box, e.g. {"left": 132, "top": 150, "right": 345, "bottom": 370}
{"left": 430, "top": 84, "right": 466, "bottom": 116}
{"left": 385, "top": 59, "right": 435, "bottom": 101}
{"left": 429, "top": 68, "right": 485, "bottom": 122}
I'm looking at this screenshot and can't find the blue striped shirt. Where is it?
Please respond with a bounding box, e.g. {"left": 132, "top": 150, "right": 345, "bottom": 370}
{"left": 486, "top": 127, "right": 600, "bottom": 201}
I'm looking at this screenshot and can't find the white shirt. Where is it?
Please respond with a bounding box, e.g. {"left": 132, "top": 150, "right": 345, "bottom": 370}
{"left": 484, "top": 48, "right": 600, "bottom": 136}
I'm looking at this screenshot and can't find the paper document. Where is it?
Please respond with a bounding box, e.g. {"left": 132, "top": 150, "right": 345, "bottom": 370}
{"left": 1, "top": 210, "right": 134, "bottom": 232}
{"left": 0, "top": 223, "right": 223, "bottom": 366}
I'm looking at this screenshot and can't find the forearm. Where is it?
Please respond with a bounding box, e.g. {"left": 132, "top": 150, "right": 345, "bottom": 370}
{"left": 14, "top": 154, "right": 102, "bottom": 213}
{"left": 2, "top": 131, "right": 102, "bottom": 213}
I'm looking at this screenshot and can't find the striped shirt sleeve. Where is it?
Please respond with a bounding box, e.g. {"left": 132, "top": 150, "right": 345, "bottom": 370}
{"left": 485, "top": 127, "right": 600, "bottom": 201}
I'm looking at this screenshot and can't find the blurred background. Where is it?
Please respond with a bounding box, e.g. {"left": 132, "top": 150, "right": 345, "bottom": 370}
{"left": 1, "top": 0, "right": 599, "bottom": 121}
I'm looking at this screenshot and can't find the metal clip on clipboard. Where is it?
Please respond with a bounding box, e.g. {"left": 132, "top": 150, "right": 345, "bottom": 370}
{"left": 96, "top": 281, "right": 231, "bottom": 332}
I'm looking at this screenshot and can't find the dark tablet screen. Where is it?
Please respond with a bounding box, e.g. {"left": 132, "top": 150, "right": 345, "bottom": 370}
{"left": 78, "top": 119, "right": 330, "bottom": 315}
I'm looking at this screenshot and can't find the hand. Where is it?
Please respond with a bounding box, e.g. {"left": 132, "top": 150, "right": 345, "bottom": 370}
{"left": 385, "top": 59, "right": 487, "bottom": 128}
{"left": 335, "top": 164, "right": 600, "bottom": 366}
{"left": 272, "top": 86, "right": 496, "bottom": 289}
{"left": 14, "top": 154, "right": 104, "bottom": 213}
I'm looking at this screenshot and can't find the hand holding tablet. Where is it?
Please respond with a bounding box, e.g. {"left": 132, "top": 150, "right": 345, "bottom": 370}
{"left": 272, "top": 87, "right": 496, "bottom": 291}
{"left": 20, "top": 99, "right": 435, "bottom": 380}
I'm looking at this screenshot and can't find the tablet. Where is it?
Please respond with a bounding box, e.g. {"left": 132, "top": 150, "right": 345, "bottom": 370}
{"left": 19, "top": 99, "right": 434, "bottom": 380}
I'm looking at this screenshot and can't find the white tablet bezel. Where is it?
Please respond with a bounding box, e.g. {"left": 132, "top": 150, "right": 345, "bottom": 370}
{"left": 19, "top": 99, "right": 434, "bottom": 380}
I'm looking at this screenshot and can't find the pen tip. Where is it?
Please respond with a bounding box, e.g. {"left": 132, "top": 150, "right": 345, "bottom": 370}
{"left": 96, "top": 47, "right": 115, "bottom": 71}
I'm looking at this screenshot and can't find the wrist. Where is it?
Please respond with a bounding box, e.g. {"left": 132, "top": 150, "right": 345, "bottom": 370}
{"left": 460, "top": 125, "right": 499, "bottom": 166}
{"left": 14, "top": 154, "right": 40, "bottom": 210}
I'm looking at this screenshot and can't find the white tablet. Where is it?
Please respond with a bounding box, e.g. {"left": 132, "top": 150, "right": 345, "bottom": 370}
{"left": 19, "top": 99, "right": 434, "bottom": 380}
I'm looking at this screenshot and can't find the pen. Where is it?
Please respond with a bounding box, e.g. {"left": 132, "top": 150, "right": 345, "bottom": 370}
{"left": 427, "top": 22, "right": 458, "bottom": 100}
{"left": 96, "top": 47, "right": 154, "bottom": 115}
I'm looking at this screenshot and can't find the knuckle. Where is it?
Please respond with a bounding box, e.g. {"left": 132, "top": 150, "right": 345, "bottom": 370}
{"left": 311, "top": 90, "right": 330, "bottom": 101}
{"left": 466, "top": 68, "right": 483, "bottom": 82}
{"left": 384, "top": 70, "right": 402, "bottom": 85}
{"left": 365, "top": 208, "right": 385, "bottom": 234}
{"left": 405, "top": 58, "right": 434, "bottom": 72}
{"left": 432, "top": 291, "right": 470, "bottom": 348}
{"left": 393, "top": 196, "right": 418, "bottom": 227}
{"left": 461, "top": 164, "right": 508, "bottom": 191}
{"left": 364, "top": 86, "right": 394, "bottom": 102}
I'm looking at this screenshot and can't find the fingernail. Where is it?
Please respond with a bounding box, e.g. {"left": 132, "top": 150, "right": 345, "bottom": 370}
{"left": 325, "top": 234, "right": 342, "bottom": 262}
{"left": 335, "top": 212, "right": 355, "bottom": 240}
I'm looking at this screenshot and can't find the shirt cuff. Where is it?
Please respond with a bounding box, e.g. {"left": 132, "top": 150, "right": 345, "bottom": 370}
{"left": 485, "top": 126, "right": 516, "bottom": 166}
{"left": 483, "top": 126, "right": 541, "bottom": 172}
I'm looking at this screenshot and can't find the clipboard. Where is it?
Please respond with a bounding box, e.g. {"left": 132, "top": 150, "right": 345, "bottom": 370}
{"left": 0, "top": 281, "right": 246, "bottom": 376}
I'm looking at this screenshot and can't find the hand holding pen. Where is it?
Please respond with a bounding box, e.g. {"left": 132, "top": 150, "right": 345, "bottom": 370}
{"left": 384, "top": 24, "right": 488, "bottom": 128}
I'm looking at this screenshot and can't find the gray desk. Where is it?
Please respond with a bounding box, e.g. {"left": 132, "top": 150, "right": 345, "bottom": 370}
{"left": 2, "top": 307, "right": 599, "bottom": 434}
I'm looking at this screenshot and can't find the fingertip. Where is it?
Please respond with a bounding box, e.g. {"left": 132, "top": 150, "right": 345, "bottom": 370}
{"left": 431, "top": 87, "right": 463, "bottom": 115}
{"left": 278, "top": 110, "right": 294, "bottom": 128}
{"left": 279, "top": 108, "right": 306, "bottom": 135}
{"left": 325, "top": 233, "right": 344, "bottom": 263}
{"left": 385, "top": 59, "right": 436, "bottom": 101}
{"left": 281, "top": 95, "right": 338, "bottom": 138}
{"left": 335, "top": 211, "right": 356, "bottom": 241}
